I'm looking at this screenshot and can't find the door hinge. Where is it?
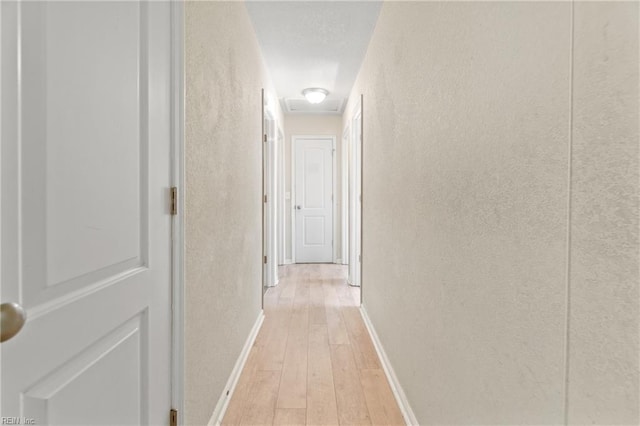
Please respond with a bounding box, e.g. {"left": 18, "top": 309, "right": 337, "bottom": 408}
{"left": 264, "top": 255, "right": 267, "bottom": 264}
{"left": 170, "top": 409, "right": 178, "bottom": 426}
{"left": 170, "top": 187, "right": 178, "bottom": 216}
{"left": 263, "top": 134, "right": 267, "bottom": 143}
{"left": 264, "top": 194, "right": 267, "bottom": 203}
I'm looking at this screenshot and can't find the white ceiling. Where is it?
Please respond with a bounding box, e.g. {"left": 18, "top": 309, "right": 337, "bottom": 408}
{"left": 246, "top": 1, "right": 382, "bottom": 115}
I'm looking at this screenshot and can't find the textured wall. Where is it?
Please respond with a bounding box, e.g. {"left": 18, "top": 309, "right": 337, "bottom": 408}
{"left": 184, "top": 3, "right": 277, "bottom": 424}
{"left": 284, "top": 115, "right": 344, "bottom": 263}
{"left": 344, "top": 2, "right": 638, "bottom": 424}
{"left": 568, "top": 3, "right": 639, "bottom": 423}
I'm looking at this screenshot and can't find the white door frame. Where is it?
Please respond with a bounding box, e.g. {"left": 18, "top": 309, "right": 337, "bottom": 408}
{"left": 170, "top": 0, "right": 185, "bottom": 420}
{"left": 347, "top": 97, "right": 362, "bottom": 287}
{"left": 291, "top": 135, "right": 337, "bottom": 264}
{"left": 341, "top": 126, "right": 350, "bottom": 265}
{"left": 263, "top": 99, "right": 278, "bottom": 288}
{"left": 278, "top": 127, "right": 286, "bottom": 266}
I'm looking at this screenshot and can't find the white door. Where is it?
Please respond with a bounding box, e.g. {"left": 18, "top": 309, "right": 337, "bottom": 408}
{"left": 262, "top": 89, "right": 279, "bottom": 289}
{"left": 263, "top": 114, "right": 278, "bottom": 288}
{"left": 294, "top": 137, "right": 333, "bottom": 263}
{"left": 1, "top": 2, "right": 173, "bottom": 425}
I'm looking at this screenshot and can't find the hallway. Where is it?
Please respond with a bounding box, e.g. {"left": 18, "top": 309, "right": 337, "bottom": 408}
{"left": 222, "top": 264, "right": 404, "bottom": 425}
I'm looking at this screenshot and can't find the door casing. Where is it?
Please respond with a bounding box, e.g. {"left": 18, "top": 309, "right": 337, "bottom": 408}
{"left": 170, "top": 0, "right": 185, "bottom": 419}
{"left": 347, "top": 97, "right": 363, "bottom": 288}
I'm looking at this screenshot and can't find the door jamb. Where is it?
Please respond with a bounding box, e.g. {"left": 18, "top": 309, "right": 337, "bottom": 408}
{"left": 278, "top": 128, "right": 286, "bottom": 266}
{"left": 347, "top": 97, "right": 362, "bottom": 289}
{"left": 332, "top": 136, "right": 338, "bottom": 264}
{"left": 359, "top": 94, "right": 364, "bottom": 304}
{"left": 170, "top": 0, "right": 185, "bottom": 420}
{"left": 263, "top": 98, "right": 277, "bottom": 289}
{"left": 341, "top": 126, "right": 350, "bottom": 266}
{"left": 290, "top": 135, "right": 337, "bottom": 264}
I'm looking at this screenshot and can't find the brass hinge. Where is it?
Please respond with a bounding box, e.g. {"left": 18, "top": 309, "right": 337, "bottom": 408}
{"left": 170, "top": 409, "right": 178, "bottom": 426}
{"left": 170, "top": 187, "right": 178, "bottom": 216}
{"left": 264, "top": 255, "right": 267, "bottom": 264}
{"left": 263, "top": 134, "right": 267, "bottom": 143}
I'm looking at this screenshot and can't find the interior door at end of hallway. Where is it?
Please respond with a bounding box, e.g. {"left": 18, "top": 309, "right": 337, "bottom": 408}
{"left": 294, "top": 138, "right": 334, "bottom": 263}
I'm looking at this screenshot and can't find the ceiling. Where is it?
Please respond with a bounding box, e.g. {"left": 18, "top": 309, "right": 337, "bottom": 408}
{"left": 246, "top": 1, "right": 382, "bottom": 115}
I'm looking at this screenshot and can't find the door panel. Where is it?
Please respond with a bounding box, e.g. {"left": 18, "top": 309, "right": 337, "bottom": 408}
{"left": 1, "top": 2, "right": 172, "bottom": 424}
{"left": 303, "top": 216, "right": 326, "bottom": 245}
{"left": 303, "top": 148, "right": 325, "bottom": 208}
{"left": 294, "top": 138, "right": 333, "bottom": 263}
{"left": 22, "top": 1, "right": 144, "bottom": 308}
{"left": 22, "top": 315, "right": 144, "bottom": 425}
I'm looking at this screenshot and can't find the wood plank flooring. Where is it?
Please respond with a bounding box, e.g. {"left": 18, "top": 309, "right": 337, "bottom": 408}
{"left": 222, "top": 264, "right": 405, "bottom": 426}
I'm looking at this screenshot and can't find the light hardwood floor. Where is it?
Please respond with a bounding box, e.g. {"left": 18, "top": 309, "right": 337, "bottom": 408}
{"left": 222, "top": 264, "right": 405, "bottom": 426}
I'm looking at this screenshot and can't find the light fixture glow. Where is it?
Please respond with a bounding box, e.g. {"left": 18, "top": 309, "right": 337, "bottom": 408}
{"left": 302, "top": 88, "right": 329, "bottom": 104}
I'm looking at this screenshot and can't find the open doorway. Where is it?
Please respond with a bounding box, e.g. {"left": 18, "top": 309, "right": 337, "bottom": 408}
{"left": 263, "top": 89, "right": 282, "bottom": 297}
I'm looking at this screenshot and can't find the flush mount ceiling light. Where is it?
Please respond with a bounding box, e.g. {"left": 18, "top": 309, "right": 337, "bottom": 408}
{"left": 302, "top": 88, "right": 329, "bottom": 104}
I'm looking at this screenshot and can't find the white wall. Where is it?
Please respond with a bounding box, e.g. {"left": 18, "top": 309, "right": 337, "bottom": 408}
{"left": 284, "top": 115, "right": 343, "bottom": 263}
{"left": 345, "top": 2, "right": 638, "bottom": 424}
{"left": 567, "top": 3, "right": 639, "bottom": 422}
{"left": 185, "top": 2, "right": 282, "bottom": 424}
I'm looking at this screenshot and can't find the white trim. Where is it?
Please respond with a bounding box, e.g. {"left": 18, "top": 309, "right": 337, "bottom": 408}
{"left": 278, "top": 127, "right": 286, "bottom": 266}
{"left": 332, "top": 136, "right": 337, "bottom": 264}
{"left": 291, "top": 135, "right": 337, "bottom": 264}
{"left": 341, "top": 125, "right": 350, "bottom": 268}
{"left": 208, "top": 311, "right": 265, "bottom": 426}
{"left": 360, "top": 306, "right": 418, "bottom": 426}
{"left": 284, "top": 259, "right": 293, "bottom": 265}
{"left": 290, "top": 136, "right": 295, "bottom": 264}
{"left": 263, "top": 104, "right": 278, "bottom": 288}
{"left": 283, "top": 97, "right": 345, "bottom": 115}
{"left": 347, "top": 99, "right": 362, "bottom": 287}
{"left": 170, "top": 0, "right": 185, "bottom": 420}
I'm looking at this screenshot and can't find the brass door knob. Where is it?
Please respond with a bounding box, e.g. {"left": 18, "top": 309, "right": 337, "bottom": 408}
{"left": 1, "top": 302, "right": 26, "bottom": 343}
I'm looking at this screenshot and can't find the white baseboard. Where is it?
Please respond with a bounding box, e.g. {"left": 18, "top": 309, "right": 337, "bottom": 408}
{"left": 284, "top": 259, "right": 293, "bottom": 265}
{"left": 336, "top": 258, "right": 342, "bottom": 264}
{"left": 207, "top": 310, "right": 265, "bottom": 426}
{"left": 360, "top": 306, "right": 419, "bottom": 426}
{"left": 347, "top": 277, "right": 360, "bottom": 287}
